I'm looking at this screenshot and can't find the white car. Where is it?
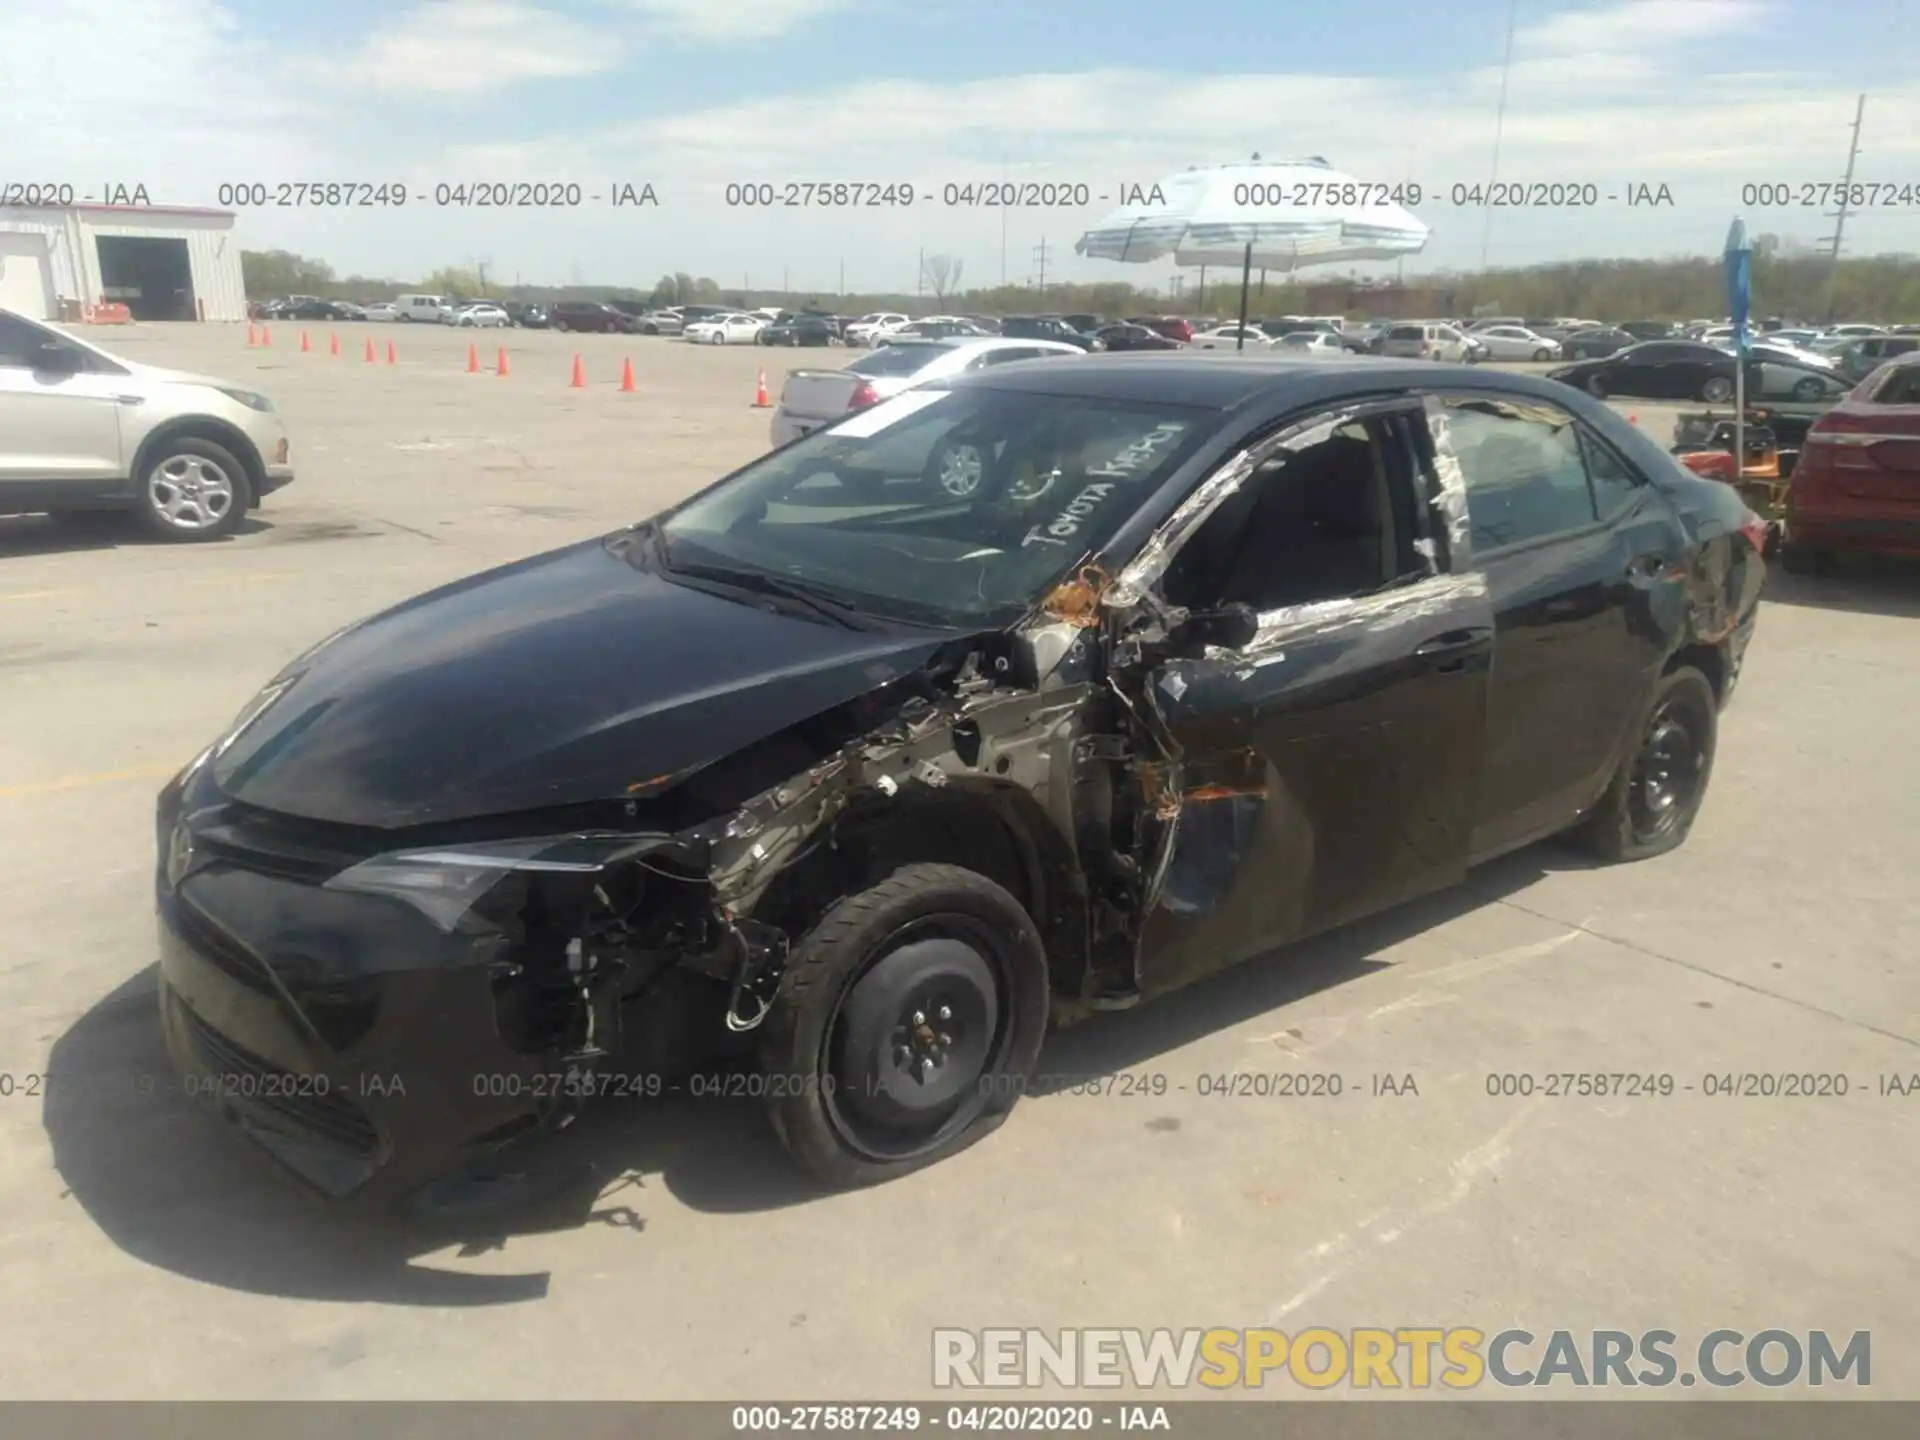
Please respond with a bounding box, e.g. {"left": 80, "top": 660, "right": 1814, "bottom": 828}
{"left": 450, "top": 303, "right": 511, "bottom": 328}
{"left": 0, "top": 305, "right": 295, "bottom": 540}
{"left": 844, "top": 312, "right": 910, "bottom": 346}
{"left": 769, "top": 338, "right": 1083, "bottom": 449}
{"left": 1190, "top": 325, "right": 1275, "bottom": 350}
{"left": 362, "top": 303, "right": 399, "bottom": 321}
{"left": 1468, "top": 325, "right": 1563, "bottom": 361}
{"left": 684, "top": 313, "right": 766, "bottom": 344}
{"left": 1271, "top": 330, "right": 1348, "bottom": 356}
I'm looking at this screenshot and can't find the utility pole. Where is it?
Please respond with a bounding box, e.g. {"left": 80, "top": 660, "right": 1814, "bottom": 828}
{"left": 1001, "top": 149, "right": 1010, "bottom": 286}
{"left": 1820, "top": 93, "right": 1867, "bottom": 323}
{"left": 918, "top": 247, "right": 925, "bottom": 297}
{"left": 1032, "top": 238, "right": 1051, "bottom": 293}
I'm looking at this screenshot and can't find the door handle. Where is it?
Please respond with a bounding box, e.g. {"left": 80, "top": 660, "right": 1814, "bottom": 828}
{"left": 113, "top": 394, "right": 144, "bottom": 404}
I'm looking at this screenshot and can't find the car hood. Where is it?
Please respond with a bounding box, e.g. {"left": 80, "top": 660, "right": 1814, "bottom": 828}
{"left": 123, "top": 360, "right": 239, "bottom": 390}
{"left": 209, "top": 537, "right": 960, "bottom": 830}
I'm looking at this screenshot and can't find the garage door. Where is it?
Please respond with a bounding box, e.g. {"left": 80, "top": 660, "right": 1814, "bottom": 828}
{"left": 0, "top": 233, "right": 55, "bottom": 319}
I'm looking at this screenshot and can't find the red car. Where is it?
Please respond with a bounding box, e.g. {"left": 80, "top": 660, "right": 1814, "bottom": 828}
{"left": 1126, "top": 315, "right": 1195, "bottom": 344}
{"left": 1783, "top": 356, "right": 1920, "bottom": 572}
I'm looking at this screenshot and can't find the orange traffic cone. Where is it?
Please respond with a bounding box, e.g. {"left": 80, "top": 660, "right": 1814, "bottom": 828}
{"left": 328, "top": 331, "right": 340, "bottom": 356}
{"left": 387, "top": 340, "right": 397, "bottom": 364}
{"left": 1629, "top": 413, "right": 1639, "bottom": 425}
{"left": 570, "top": 354, "right": 586, "bottom": 388}
{"left": 246, "top": 323, "right": 257, "bottom": 346}
{"left": 261, "top": 325, "right": 271, "bottom": 346}
{"left": 300, "top": 331, "right": 311, "bottom": 353}
{"left": 496, "top": 347, "right": 510, "bottom": 377}
{"left": 467, "top": 343, "right": 480, "bottom": 373}
{"left": 619, "top": 357, "right": 636, "bottom": 392}
{"left": 364, "top": 336, "right": 376, "bottom": 362}
{"left": 752, "top": 369, "right": 770, "bottom": 407}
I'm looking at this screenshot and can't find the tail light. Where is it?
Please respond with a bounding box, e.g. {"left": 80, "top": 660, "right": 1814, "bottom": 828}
{"left": 847, "top": 381, "right": 880, "bottom": 410}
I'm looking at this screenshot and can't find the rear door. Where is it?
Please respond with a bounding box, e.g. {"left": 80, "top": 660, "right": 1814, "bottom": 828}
{"left": 1426, "top": 390, "right": 1687, "bottom": 857}
{"left": 1126, "top": 396, "right": 1494, "bottom": 996}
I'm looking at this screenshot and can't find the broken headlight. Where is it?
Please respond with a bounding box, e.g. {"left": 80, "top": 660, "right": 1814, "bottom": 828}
{"left": 324, "top": 833, "right": 669, "bottom": 933}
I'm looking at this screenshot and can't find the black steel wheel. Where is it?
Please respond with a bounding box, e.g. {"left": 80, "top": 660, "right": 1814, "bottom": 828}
{"left": 1570, "top": 666, "right": 1717, "bottom": 861}
{"left": 759, "top": 863, "right": 1048, "bottom": 1187}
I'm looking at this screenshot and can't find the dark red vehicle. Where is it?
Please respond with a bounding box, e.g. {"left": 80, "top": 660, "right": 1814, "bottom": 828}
{"left": 1126, "top": 315, "right": 1195, "bottom": 344}
{"left": 1782, "top": 356, "right": 1920, "bottom": 572}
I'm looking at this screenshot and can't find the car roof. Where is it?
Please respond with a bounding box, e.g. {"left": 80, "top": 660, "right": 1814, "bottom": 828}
{"left": 945, "top": 351, "right": 1594, "bottom": 411}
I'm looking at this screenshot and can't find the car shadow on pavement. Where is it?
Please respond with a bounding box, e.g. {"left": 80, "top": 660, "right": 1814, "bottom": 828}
{"left": 1761, "top": 553, "right": 1920, "bottom": 619}
{"left": 0, "top": 513, "right": 271, "bottom": 557}
{"left": 45, "top": 849, "right": 1569, "bottom": 1305}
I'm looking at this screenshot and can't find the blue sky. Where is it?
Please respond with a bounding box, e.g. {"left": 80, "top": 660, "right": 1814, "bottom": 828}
{"left": 11, "top": 0, "right": 1920, "bottom": 292}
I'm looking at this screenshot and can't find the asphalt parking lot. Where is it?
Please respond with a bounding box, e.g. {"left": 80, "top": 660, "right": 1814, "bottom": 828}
{"left": 1, "top": 322, "right": 1916, "bottom": 1401}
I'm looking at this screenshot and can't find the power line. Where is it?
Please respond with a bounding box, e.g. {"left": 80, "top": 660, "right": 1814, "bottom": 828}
{"left": 1480, "top": 0, "right": 1520, "bottom": 270}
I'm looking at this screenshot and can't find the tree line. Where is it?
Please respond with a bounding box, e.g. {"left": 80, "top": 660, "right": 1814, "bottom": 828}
{"left": 240, "top": 241, "right": 1920, "bottom": 323}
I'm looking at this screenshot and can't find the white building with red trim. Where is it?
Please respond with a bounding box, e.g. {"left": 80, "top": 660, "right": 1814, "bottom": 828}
{"left": 0, "top": 203, "right": 246, "bottom": 322}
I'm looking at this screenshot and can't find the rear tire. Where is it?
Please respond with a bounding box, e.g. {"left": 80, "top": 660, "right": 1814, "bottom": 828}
{"left": 758, "top": 863, "right": 1048, "bottom": 1188}
{"left": 1570, "top": 667, "right": 1716, "bottom": 862}
{"left": 1779, "top": 541, "right": 1835, "bottom": 575}
{"left": 1586, "top": 372, "right": 1610, "bottom": 397}
{"left": 1702, "top": 376, "right": 1734, "bottom": 403}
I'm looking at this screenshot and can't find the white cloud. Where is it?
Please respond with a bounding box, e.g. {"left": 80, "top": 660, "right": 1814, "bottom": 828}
{"left": 614, "top": 0, "right": 860, "bottom": 42}
{"left": 351, "top": 1, "right": 620, "bottom": 95}
{"left": 7, "top": 0, "right": 1918, "bottom": 286}
{"left": 1514, "top": 0, "right": 1767, "bottom": 54}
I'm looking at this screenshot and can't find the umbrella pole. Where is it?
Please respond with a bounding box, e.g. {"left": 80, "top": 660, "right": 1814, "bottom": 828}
{"left": 1236, "top": 242, "right": 1252, "bottom": 351}
{"left": 1734, "top": 351, "right": 1746, "bottom": 488}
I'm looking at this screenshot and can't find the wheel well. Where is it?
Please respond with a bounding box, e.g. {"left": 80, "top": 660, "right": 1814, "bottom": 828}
{"left": 131, "top": 419, "right": 267, "bottom": 507}
{"left": 752, "top": 785, "right": 1089, "bottom": 1000}
{"left": 1665, "top": 642, "right": 1726, "bottom": 704}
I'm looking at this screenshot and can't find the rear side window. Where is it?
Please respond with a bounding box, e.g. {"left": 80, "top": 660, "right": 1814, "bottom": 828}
{"left": 848, "top": 346, "right": 944, "bottom": 376}
{"left": 1437, "top": 396, "right": 1615, "bottom": 550}
{"left": 1387, "top": 326, "right": 1423, "bottom": 341}
{"left": 1870, "top": 365, "right": 1920, "bottom": 404}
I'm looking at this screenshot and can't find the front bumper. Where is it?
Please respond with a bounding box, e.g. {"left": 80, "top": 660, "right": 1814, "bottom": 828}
{"left": 154, "top": 775, "right": 570, "bottom": 1204}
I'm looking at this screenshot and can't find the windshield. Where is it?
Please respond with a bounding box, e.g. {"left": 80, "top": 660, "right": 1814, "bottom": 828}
{"left": 654, "top": 387, "right": 1214, "bottom": 627}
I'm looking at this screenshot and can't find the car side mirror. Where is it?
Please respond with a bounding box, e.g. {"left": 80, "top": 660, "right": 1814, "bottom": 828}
{"left": 33, "top": 341, "right": 82, "bottom": 374}
{"left": 1171, "top": 601, "right": 1259, "bottom": 655}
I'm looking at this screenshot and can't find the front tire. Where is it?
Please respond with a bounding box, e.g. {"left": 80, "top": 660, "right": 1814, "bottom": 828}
{"left": 1702, "top": 375, "right": 1734, "bottom": 403}
{"left": 1791, "top": 375, "right": 1825, "bottom": 401}
{"left": 134, "top": 437, "right": 251, "bottom": 542}
{"left": 1570, "top": 666, "right": 1717, "bottom": 862}
{"left": 758, "top": 863, "right": 1048, "bottom": 1188}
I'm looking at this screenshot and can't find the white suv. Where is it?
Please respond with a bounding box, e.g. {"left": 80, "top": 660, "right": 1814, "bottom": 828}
{"left": 0, "top": 307, "right": 294, "bottom": 541}
{"left": 1379, "top": 321, "right": 1481, "bottom": 362}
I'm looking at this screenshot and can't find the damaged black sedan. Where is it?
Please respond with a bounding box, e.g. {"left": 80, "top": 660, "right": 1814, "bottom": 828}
{"left": 155, "top": 355, "right": 1765, "bottom": 1205}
